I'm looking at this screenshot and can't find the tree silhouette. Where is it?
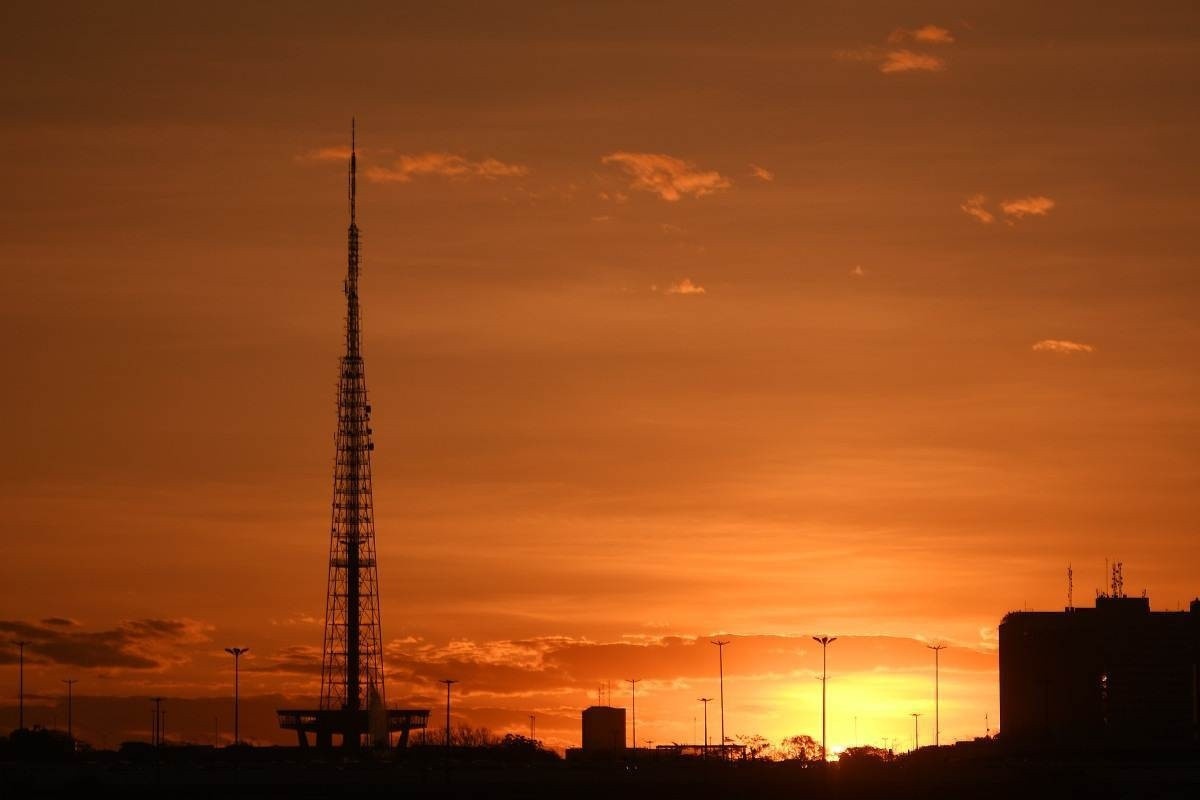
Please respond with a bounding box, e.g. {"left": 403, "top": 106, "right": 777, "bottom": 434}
{"left": 778, "top": 734, "right": 821, "bottom": 763}
{"left": 734, "top": 733, "right": 772, "bottom": 760}
{"left": 838, "top": 745, "right": 892, "bottom": 767}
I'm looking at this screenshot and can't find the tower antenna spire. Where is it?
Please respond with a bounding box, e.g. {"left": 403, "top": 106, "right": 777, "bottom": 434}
{"left": 349, "top": 118, "right": 357, "bottom": 224}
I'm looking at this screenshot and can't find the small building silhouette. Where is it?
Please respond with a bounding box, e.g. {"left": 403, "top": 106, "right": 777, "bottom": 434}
{"left": 581, "top": 706, "right": 626, "bottom": 752}
{"left": 999, "top": 594, "right": 1200, "bottom": 746}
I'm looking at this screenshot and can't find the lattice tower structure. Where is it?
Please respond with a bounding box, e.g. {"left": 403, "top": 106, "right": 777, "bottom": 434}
{"left": 319, "top": 121, "right": 386, "bottom": 721}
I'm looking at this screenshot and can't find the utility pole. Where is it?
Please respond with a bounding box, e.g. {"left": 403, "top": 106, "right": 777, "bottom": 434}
{"left": 529, "top": 714, "right": 536, "bottom": 741}
{"left": 812, "top": 636, "right": 837, "bottom": 762}
{"left": 626, "top": 678, "right": 641, "bottom": 750}
{"left": 710, "top": 640, "right": 729, "bottom": 758}
{"left": 927, "top": 644, "right": 946, "bottom": 747}
{"left": 16, "top": 641, "right": 29, "bottom": 730}
{"left": 698, "top": 698, "right": 712, "bottom": 757}
{"left": 911, "top": 712, "right": 921, "bottom": 752}
{"left": 439, "top": 679, "right": 458, "bottom": 747}
{"left": 61, "top": 679, "right": 77, "bottom": 742}
{"left": 224, "top": 647, "right": 249, "bottom": 745}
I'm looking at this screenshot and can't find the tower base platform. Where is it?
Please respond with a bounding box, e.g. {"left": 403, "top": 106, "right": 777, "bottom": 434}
{"left": 277, "top": 708, "right": 430, "bottom": 749}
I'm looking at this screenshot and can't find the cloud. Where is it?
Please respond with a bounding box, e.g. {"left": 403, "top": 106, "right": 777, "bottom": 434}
{"left": 0, "top": 617, "right": 211, "bottom": 669}
{"left": 1032, "top": 339, "right": 1094, "bottom": 355}
{"left": 242, "top": 644, "right": 323, "bottom": 675}
{"left": 365, "top": 153, "right": 529, "bottom": 184}
{"left": 889, "top": 25, "right": 955, "bottom": 45}
{"left": 601, "top": 152, "right": 731, "bottom": 201}
{"left": 749, "top": 164, "right": 775, "bottom": 182}
{"left": 1001, "top": 195, "right": 1056, "bottom": 219}
{"left": 295, "top": 145, "right": 352, "bottom": 163}
{"left": 880, "top": 50, "right": 946, "bottom": 73}
{"left": 665, "top": 278, "right": 706, "bottom": 295}
{"left": 960, "top": 194, "right": 995, "bottom": 224}
{"left": 840, "top": 25, "right": 952, "bottom": 74}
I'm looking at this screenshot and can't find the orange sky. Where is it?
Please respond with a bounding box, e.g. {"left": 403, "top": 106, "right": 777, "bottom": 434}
{"left": 2, "top": 2, "right": 1199, "bottom": 751}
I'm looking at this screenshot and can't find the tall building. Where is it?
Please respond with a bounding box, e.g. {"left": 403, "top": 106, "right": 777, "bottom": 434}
{"left": 999, "top": 593, "right": 1200, "bottom": 746}
{"left": 581, "top": 706, "right": 626, "bottom": 752}
{"left": 278, "top": 123, "right": 429, "bottom": 749}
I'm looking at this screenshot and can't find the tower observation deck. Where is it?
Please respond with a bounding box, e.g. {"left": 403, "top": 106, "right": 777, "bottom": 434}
{"left": 278, "top": 122, "right": 429, "bottom": 749}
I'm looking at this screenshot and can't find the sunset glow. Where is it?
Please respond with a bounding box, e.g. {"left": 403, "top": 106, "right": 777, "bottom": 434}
{"left": 2, "top": 2, "right": 1198, "bottom": 756}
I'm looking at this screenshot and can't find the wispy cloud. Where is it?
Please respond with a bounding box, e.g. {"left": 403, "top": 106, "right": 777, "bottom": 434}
{"left": 366, "top": 153, "right": 529, "bottom": 184}
{"left": 0, "top": 617, "right": 212, "bottom": 669}
{"left": 960, "top": 194, "right": 995, "bottom": 224}
{"left": 889, "top": 25, "right": 955, "bottom": 45}
{"left": 749, "top": 164, "right": 775, "bottom": 182}
{"left": 665, "top": 278, "right": 707, "bottom": 295}
{"left": 840, "top": 24, "right": 954, "bottom": 74}
{"left": 295, "top": 145, "right": 352, "bottom": 163}
{"left": 1032, "top": 339, "right": 1094, "bottom": 355}
{"left": 1002, "top": 195, "right": 1056, "bottom": 219}
{"left": 880, "top": 50, "right": 946, "bottom": 73}
{"left": 601, "top": 152, "right": 731, "bottom": 202}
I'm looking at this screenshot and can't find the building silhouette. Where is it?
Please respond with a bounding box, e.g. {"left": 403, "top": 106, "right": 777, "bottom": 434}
{"left": 1000, "top": 593, "right": 1200, "bottom": 745}
{"left": 581, "top": 706, "right": 625, "bottom": 752}
{"left": 277, "top": 123, "right": 429, "bottom": 749}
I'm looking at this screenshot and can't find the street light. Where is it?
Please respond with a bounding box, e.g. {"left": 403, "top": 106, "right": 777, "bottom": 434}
{"left": 224, "top": 647, "right": 249, "bottom": 745}
{"left": 710, "top": 640, "right": 729, "bottom": 758}
{"left": 812, "top": 636, "right": 837, "bottom": 762}
{"left": 16, "top": 641, "right": 29, "bottom": 730}
{"left": 911, "top": 712, "right": 922, "bottom": 751}
{"left": 927, "top": 644, "right": 946, "bottom": 747}
{"left": 698, "top": 697, "right": 713, "bottom": 757}
{"left": 61, "top": 679, "right": 78, "bottom": 743}
{"left": 626, "top": 678, "right": 641, "bottom": 750}
{"left": 439, "top": 679, "right": 458, "bottom": 747}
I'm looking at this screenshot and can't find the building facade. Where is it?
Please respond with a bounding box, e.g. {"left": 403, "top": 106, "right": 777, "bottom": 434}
{"left": 999, "top": 595, "right": 1199, "bottom": 746}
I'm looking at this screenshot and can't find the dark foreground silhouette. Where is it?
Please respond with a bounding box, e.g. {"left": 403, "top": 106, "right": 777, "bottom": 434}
{"left": 2, "top": 730, "right": 1199, "bottom": 799}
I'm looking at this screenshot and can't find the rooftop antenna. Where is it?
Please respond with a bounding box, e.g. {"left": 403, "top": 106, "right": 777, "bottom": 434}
{"left": 1067, "top": 563, "right": 1074, "bottom": 611}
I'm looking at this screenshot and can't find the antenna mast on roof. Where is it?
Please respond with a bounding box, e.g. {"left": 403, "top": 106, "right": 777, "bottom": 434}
{"left": 1067, "top": 563, "right": 1074, "bottom": 611}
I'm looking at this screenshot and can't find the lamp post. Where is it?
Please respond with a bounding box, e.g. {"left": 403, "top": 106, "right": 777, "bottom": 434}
{"left": 224, "top": 647, "right": 249, "bottom": 745}
{"left": 626, "top": 678, "right": 641, "bottom": 750}
{"left": 16, "top": 641, "right": 29, "bottom": 730}
{"left": 911, "top": 712, "right": 922, "bottom": 751}
{"left": 529, "top": 714, "right": 536, "bottom": 741}
{"left": 698, "top": 697, "right": 712, "bottom": 757}
{"left": 710, "top": 640, "right": 729, "bottom": 757}
{"left": 61, "top": 679, "right": 77, "bottom": 742}
{"left": 439, "top": 679, "right": 458, "bottom": 747}
{"left": 812, "top": 636, "right": 837, "bottom": 762}
{"left": 927, "top": 644, "right": 946, "bottom": 747}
